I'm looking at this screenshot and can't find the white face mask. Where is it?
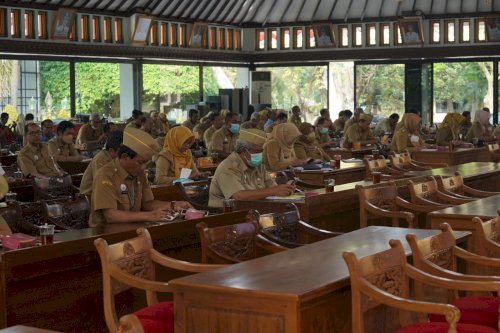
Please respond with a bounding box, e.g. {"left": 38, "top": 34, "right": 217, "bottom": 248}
{"left": 410, "top": 134, "right": 419, "bottom": 143}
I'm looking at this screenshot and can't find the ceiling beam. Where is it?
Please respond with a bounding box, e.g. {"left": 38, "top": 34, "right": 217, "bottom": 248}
{"left": 179, "top": 0, "right": 200, "bottom": 19}
{"left": 294, "top": 0, "right": 307, "bottom": 23}
{"left": 189, "top": 0, "right": 211, "bottom": 19}
{"left": 263, "top": 0, "right": 280, "bottom": 26}
{"left": 360, "top": 0, "right": 369, "bottom": 21}
{"left": 155, "top": 0, "right": 175, "bottom": 16}
{"left": 199, "top": 0, "right": 220, "bottom": 22}
{"left": 278, "top": 0, "right": 296, "bottom": 24}
{"left": 328, "top": 0, "right": 339, "bottom": 20}
{"left": 245, "top": 0, "right": 264, "bottom": 23}
{"left": 395, "top": 0, "right": 402, "bottom": 17}
{"left": 459, "top": 0, "right": 463, "bottom": 13}
{"left": 211, "top": 0, "right": 231, "bottom": 23}
{"left": 344, "top": 0, "right": 354, "bottom": 22}
{"left": 172, "top": 0, "right": 192, "bottom": 19}
{"left": 223, "top": 0, "right": 242, "bottom": 23}
{"left": 311, "top": 0, "right": 323, "bottom": 23}
{"left": 378, "top": 0, "right": 386, "bottom": 18}
{"left": 411, "top": 0, "right": 416, "bottom": 11}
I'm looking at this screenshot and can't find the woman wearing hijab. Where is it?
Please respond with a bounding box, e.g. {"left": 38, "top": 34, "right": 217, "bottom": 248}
{"left": 465, "top": 110, "right": 494, "bottom": 142}
{"left": 263, "top": 123, "right": 309, "bottom": 171}
{"left": 155, "top": 126, "right": 201, "bottom": 185}
{"left": 294, "top": 123, "right": 330, "bottom": 162}
{"left": 391, "top": 113, "right": 424, "bottom": 153}
{"left": 435, "top": 112, "right": 465, "bottom": 145}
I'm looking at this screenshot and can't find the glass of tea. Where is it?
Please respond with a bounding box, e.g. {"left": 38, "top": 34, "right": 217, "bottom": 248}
{"left": 371, "top": 171, "right": 382, "bottom": 184}
{"left": 210, "top": 152, "right": 219, "bottom": 165}
{"left": 324, "top": 179, "right": 335, "bottom": 193}
{"left": 330, "top": 155, "right": 341, "bottom": 169}
{"left": 39, "top": 224, "right": 55, "bottom": 245}
{"left": 222, "top": 198, "right": 235, "bottom": 213}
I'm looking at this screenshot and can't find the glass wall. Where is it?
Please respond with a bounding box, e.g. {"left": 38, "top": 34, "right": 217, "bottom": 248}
{"left": 39, "top": 61, "right": 70, "bottom": 120}
{"left": 257, "top": 66, "right": 327, "bottom": 123}
{"left": 329, "top": 61, "right": 354, "bottom": 119}
{"left": 75, "top": 62, "right": 120, "bottom": 118}
{"left": 433, "top": 61, "right": 493, "bottom": 123}
{"left": 202, "top": 66, "right": 249, "bottom": 99}
{"left": 355, "top": 64, "right": 405, "bottom": 118}
{"left": 142, "top": 64, "right": 199, "bottom": 123}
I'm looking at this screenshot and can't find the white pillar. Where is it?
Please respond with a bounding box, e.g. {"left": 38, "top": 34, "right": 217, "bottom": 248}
{"left": 119, "top": 64, "right": 134, "bottom": 121}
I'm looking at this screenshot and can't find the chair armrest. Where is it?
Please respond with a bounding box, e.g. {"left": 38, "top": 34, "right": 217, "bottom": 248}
{"left": 397, "top": 196, "right": 448, "bottom": 212}
{"left": 462, "top": 185, "right": 499, "bottom": 198}
{"left": 357, "top": 277, "right": 460, "bottom": 325}
{"left": 412, "top": 159, "right": 447, "bottom": 168}
{"left": 435, "top": 190, "right": 471, "bottom": 204}
{"left": 454, "top": 246, "right": 500, "bottom": 268}
{"left": 256, "top": 234, "right": 288, "bottom": 253}
{"left": 439, "top": 188, "right": 476, "bottom": 200}
{"left": 295, "top": 179, "right": 324, "bottom": 190}
{"left": 297, "top": 220, "right": 343, "bottom": 239}
{"left": 109, "top": 265, "right": 172, "bottom": 293}
{"left": 408, "top": 162, "right": 431, "bottom": 170}
{"left": 406, "top": 263, "right": 500, "bottom": 290}
{"left": 150, "top": 249, "right": 227, "bottom": 273}
{"left": 363, "top": 200, "right": 414, "bottom": 226}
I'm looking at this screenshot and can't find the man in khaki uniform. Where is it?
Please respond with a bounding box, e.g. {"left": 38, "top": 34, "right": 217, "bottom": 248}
{"left": 344, "top": 107, "right": 364, "bottom": 130}
{"left": 76, "top": 112, "right": 105, "bottom": 145}
{"left": 241, "top": 112, "right": 259, "bottom": 129}
{"left": 17, "top": 123, "right": 62, "bottom": 178}
{"left": 288, "top": 105, "right": 302, "bottom": 128}
{"left": 125, "top": 109, "right": 145, "bottom": 129}
{"left": 315, "top": 117, "right": 336, "bottom": 149}
{"left": 207, "top": 112, "right": 241, "bottom": 159}
{"left": 373, "top": 113, "right": 399, "bottom": 137}
{"left": 80, "top": 131, "right": 123, "bottom": 197}
{"left": 344, "top": 113, "right": 375, "bottom": 146}
{"left": 182, "top": 109, "right": 200, "bottom": 131}
{"left": 89, "top": 127, "right": 191, "bottom": 227}
{"left": 47, "top": 120, "right": 84, "bottom": 162}
{"left": 203, "top": 112, "right": 223, "bottom": 145}
{"left": 209, "top": 128, "right": 294, "bottom": 208}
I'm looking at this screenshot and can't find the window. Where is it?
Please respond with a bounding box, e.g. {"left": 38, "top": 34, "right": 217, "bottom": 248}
{"left": 234, "top": 29, "right": 241, "bottom": 50}
{"left": 10, "top": 9, "right": 20, "bottom": 38}
{"left": 430, "top": 21, "right": 440, "bottom": 44}
{"left": 203, "top": 66, "right": 248, "bottom": 100}
{"left": 366, "top": 24, "right": 376, "bottom": 46}
{"left": 475, "top": 19, "right": 486, "bottom": 42}
{"left": 293, "top": 27, "right": 303, "bottom": 49}
{"left": 149, "top": 21, "right": 158, "bottom": 45}
{"left": 268, "top": 29, "right": 277, "bottom": 49}
{"left": 209, "top": 26, "right": 217, "bottom": 49}
{"left": 459, "top": 19, "right": 470, "bottom": 43}
{"left": 433, "top": 61, "right": 493, "bottom": 122}
{"left": 281, "top": 28, "right": 290, "bottom": 49}
{"left": 37, "top": 11, "right": 47, "bottom": 39}
{"left": 160, "top": 22, "right": 168, "bottom": 45}
{"left": 329, "top": 61, "right": 354, "bottom": 115}
{"left": 114, "top": 18, "right": 123, "bottom": 43}
{"left": 256, "top": 29, "right": 265, "bottom": 50}
{"left": 226, "top": 28, "right": 233, "bottom": 49}
{"left": 170, "top": 23, "right": 177, "bottom": 46}
{"left": 103, "top": 17, "right": 112, "bottom": 43}
{"left": 379, "top": 23, "right": 390, "bottom": 46}
{"left": 339, "top": 25, "right": 348, "bottom": 47}
{"left": 75, "top": 62, "right": 120, "bottom": 116}
{"left": 394, "top": 22, "right": 402, "bottom": 44}
{"left": 306, "top": 27, "right": 315, "bottom": 48}
{"left": 69, "top": 15, "right": 77, "bottom": 41}
{"left": 0, "top": 8, "right": 6, "bottom": 37}
{"left": 39, "top": 61, "right": 70, "bottom": 119}
{"left": 353, "top": 24, "right": 362, "bottom": 47}
{"left": 80, "top": 15, "right": 89, "bottom": 41}
{"left": 24, "top": 10, "right": 34, "bottom": 38}
{"left": 92, "top": 16, "right": 100, "bottom": 42}
{"left": 445, "top": 20, "right": 455, "bottom": 43}
{"left": 179, "top": 24, "right": 186, "bottom": 47}
{"left": 218, "top": 28, "right": 225, "bottom": 49}
{"left": 356, "top": 64, "right": 405, "bottom": 118}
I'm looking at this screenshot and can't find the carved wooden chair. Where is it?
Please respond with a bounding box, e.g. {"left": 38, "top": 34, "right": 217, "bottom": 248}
{"left": 390, "top": 150, "right": 447, "bottom": 172}
{"left": 356, "top": 183, "right": 444, "bottom": 229}
{"left": 488, "top": 143, "right": 500, "bottom": 162}
{"left": 196, "top": 219, "right": 287, "bottom": 264}
{"left": 174, "top": 180, "right": 222, "bottom": 214}
{"left": 363, "top": 158, "right": 406, "bottom": 181}
{"left": 407, "top": 177, "right": 471, "bottom": 206}
{"left": 94, "top": 227, "right": 225, "bottom": 333}
{"left": 472, "top": 217, "right": 500, "bottom": 259}
{"left": 343, "top": 239, "right": 499, "bottom": 333}
{"left": 434, "top": 172, "right": 499, "bottom": 200}
{"left": 32, "top": 174, "right": 79, "bottom": 201}
{"left": 41, "top": 194, "right": 90, "bottom": 230}
{"left": 273, "top": 169, "right": 324, "bottom": 190}
{"left": 406, "top": 223, "right": 500, "bottom": 330}
{"left": 250, "top": 203, "right": 342, "bottom": 248}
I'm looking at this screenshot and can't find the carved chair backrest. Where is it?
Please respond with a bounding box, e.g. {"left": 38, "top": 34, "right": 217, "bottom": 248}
{"left": 196, "top": 220, "right": 259, "bottom": 264}
{"left": 435, "top": 173, "right": 465, "bottom": 196}
{"left": 257, "top": 203, "right": 300, "bottom": 245}
{"left": 473, "top": 217, "right": 500, "bottom": 257}
{"left": 343, "top": 240, "right": 412, "bottom": 332}
{"left": 357, "top": 184, "right": 400, "bottom": 228}
{"left": 42, "top": 195, "right": 90, "bottom": 230}
{"left": 408, "top": 178, "right": 441, "bottom": 203}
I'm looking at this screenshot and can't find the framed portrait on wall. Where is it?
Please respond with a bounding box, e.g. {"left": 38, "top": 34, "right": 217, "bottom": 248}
{"left": 51, "top": 8, "right": 76, "bottom": 40}
{"left": 485, "top": 16, "right": 500, "bottom": 42}
{"left": 399, "top": 18, "right": 424, "bottom": 44}
{"left": 312, "top": 24, "right": 335, "bottom": 47}
{"left": 132, "top": 15, "right": 154, "bottom": 44}
{"left": 189, "top": 22, "right": 208, "bottom": 48}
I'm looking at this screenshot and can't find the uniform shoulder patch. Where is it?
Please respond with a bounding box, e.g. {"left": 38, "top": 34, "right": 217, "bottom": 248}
{"left": 101, "top": 180, "right": 113, "bottom": 186}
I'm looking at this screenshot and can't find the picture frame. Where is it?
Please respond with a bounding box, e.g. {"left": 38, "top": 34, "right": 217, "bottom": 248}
{"left": 189, "top": 22, "right": 208, "bottom": 48}
{"left": 312, "top": 24, "right": 335, "bottom": 47}
{"left": 51, "top": 8, "right": 76, "bottom": 40}
{"left": 399, "top": 18, "right": 424, "bottom": 44}
{"left": 485, "top": 16, "right": 500, "bottom": 42}
{"left": 132, "top": 15, "right": 154, "bottom": 44}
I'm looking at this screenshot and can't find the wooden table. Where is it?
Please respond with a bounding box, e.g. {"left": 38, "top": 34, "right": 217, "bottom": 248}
{"left": 326, "top": 146, "right": 374, "bottom": 160}
{"left": 0, "top": 211, "right": 250, "bottom": 332}
{"left": 171, "top": 226, "right": 470, "bottom": 333}
{"left": 293, "top": 161, "right": 365, "bottom": 185}
{"left": 411, "top": 147, "right": 490, "bottom": 166}
{"left": 0, "top": 155, "right": 17, "bottom": 166}
{"left": 429, "top": 194, "right": 500, "bottom": 252}
{"left": 236, "top": 162, "right": 500, "bottom": 232}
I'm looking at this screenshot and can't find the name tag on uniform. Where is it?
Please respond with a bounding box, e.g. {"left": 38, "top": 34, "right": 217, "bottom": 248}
{"left": 120, "top": 184, "right": 128, "bottom": 194}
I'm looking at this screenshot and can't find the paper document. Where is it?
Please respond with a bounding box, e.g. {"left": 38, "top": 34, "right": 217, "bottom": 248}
{"left": 180, "top": 168, "right": 192, "bottom": 179}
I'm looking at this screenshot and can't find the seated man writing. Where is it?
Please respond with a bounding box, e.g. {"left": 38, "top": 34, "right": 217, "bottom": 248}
{"left": 47, "top": 120, "right": 84, "bottom": 162}
{"left": 209, "top": 128, "right": 295, "bottom": 208}
{"left": 89, "top": 127, "right": 191, "bottom": 227}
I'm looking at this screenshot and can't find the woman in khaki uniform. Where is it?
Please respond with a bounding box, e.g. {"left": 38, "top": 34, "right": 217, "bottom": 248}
{"left": 155, "top": 126, "right": 201, "bottom": 185}
{"left": 263, "top": 123, "right": 308, "bottom": 171}
{"left": 435, "top": 112, "right": 465, "bottom": 145}
{"left": 391, "top": 113, "right": 424, "bottom": 153}
{"left": 294, "top": 123, "right": 330, "bottom": 162}
{"left": 465, "top": 110, "right": 494, "bottom": 142}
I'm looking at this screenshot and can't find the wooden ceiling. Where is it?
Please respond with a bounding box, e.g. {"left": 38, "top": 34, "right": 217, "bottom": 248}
{"left": 3, "top": 0, "right": 500, "bottom": 27}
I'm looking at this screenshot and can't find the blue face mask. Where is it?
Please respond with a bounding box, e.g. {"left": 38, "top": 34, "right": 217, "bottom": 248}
{"left": 229, "top": 123, "right": 240, "bottom": 134}
{"left": 320, "top": 127, "right": 329, "bottom": 135}
{"left": 249, "top": 152, "right": 262, "bottom": 167}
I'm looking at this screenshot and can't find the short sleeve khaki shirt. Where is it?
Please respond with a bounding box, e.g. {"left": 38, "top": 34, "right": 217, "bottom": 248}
{"left": 76, "top": 123, "right": 104, "bottom": 144}
{"left": 47, "top": 137, "right": 78, "bottom": 158}
{"left": 17, "top": 143, "right": 60, "bottom": 177}
{"left": 79, "top": 150, "right": 113, "bottom": 196}
{"left": 208, "top": 127, "right": 238, "bottom": 155}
